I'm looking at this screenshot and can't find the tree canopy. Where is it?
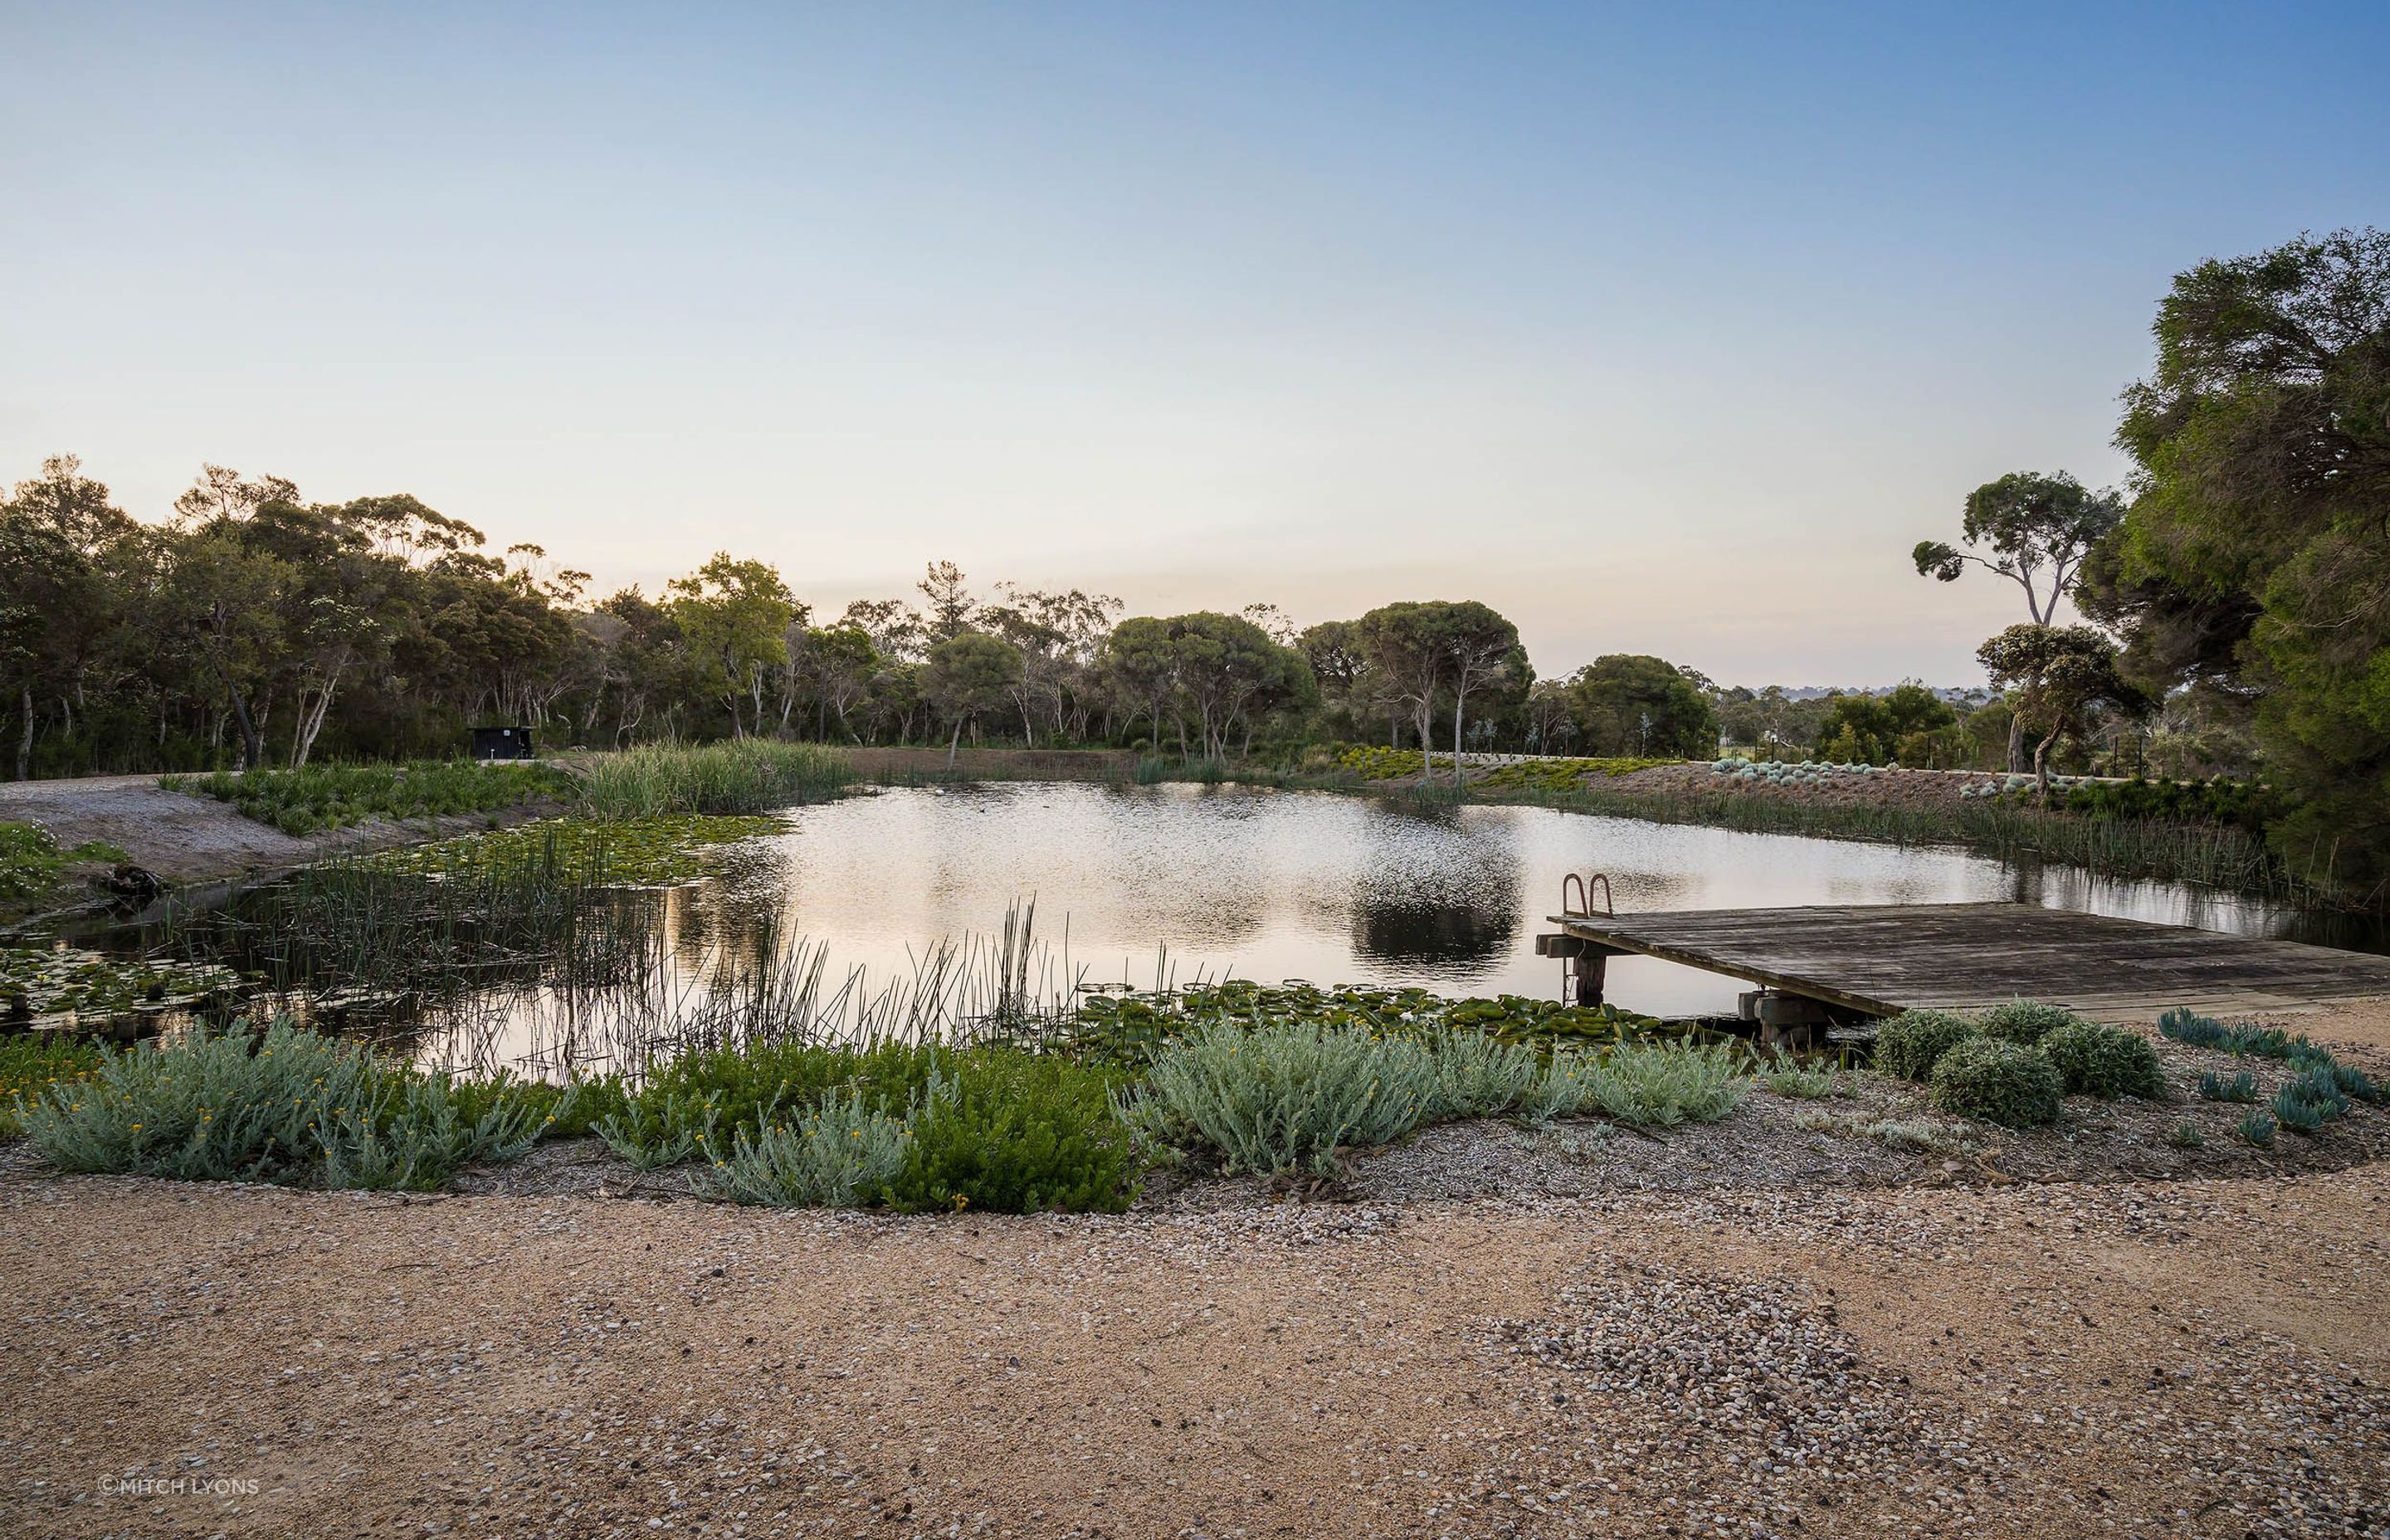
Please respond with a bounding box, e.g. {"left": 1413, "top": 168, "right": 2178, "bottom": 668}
{"left": 2082, "top": 226, "right": 2390, "bottom": 886}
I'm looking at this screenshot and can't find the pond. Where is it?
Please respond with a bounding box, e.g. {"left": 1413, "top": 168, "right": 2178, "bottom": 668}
{"left": 721, "top": 781, "right": 2377, "bottom": 1000}
{"left": 155, "top": 779, "right": 2364, "bottom": 1072}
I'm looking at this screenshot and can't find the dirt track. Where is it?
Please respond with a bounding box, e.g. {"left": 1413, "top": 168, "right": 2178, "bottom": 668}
{"left": 0, "top": 772, "right": 559, "bottom": 887}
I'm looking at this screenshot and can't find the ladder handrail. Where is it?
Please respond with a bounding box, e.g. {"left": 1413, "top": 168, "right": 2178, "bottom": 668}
{"left": 1561, "top": 871, "right": 1614, "bottom": 920}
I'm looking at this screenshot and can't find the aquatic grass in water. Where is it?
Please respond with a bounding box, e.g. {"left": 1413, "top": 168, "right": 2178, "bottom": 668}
{"left": 359, "top": 813, "right": 785, "bottom": 887}
{"left": 572, "top": 740, "right": 852, "bottom": 819}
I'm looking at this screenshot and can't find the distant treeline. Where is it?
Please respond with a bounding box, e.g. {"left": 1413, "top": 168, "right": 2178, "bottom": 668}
{"left": 1, "top": 463, "right": 1754, "bottom": 777}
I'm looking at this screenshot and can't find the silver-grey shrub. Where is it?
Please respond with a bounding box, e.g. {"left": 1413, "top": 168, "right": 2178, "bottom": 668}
{"left": 16, "top": 1017, "right": 386, "bottom": 1182}
{"left": 1536, "top": 1040, "right": 1750, "bottom": 1128}
{"left": 319, "top": 1074, "right": 550, "bottom": 1192}
{"left": 1426, "top": 1030, "right": 1545, "bottom": 1118}
{"left": 702, "top": 1086, "right": 913, "bottom": 1206}
{"left": 1128, "top": 1021, "right": 1438, "bottom": 1176}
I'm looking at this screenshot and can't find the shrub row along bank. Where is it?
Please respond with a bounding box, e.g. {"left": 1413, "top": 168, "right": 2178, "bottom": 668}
{"left": 1869, "top": 998, "right": 2382, "bottom": 1139}
{"left": 4, "top": 988, "right": 1755, "bottom": 1208}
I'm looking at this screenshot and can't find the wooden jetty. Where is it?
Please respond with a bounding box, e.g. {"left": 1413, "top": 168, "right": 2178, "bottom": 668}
{"left": 1543, "top": 901, "right": 2390, "bottom": 1021}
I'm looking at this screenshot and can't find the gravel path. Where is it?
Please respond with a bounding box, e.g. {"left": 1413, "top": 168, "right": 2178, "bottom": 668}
{"left": 4, "top": 1157, "right": 2385, "bottom": 1538}
{"left": 0, "top": 772, "right": 563, "bottom": 888}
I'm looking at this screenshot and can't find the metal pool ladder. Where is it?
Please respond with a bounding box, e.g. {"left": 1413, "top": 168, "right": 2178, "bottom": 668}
{"left": 1561, "top": 870, "right": 1613, "bottom": 920}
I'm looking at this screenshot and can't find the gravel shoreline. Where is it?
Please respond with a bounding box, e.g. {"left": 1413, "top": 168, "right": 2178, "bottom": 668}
{"left": 7, "top": 1007, "right": 2388, "bottom": 1538}
{"left": 8, "top": 1141, "right": 2390, "bottom": 1535}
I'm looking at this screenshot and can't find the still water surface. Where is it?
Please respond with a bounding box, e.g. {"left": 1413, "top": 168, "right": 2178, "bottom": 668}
{"left": 627, "top": 782, "right": 2358, "bottom": 1021}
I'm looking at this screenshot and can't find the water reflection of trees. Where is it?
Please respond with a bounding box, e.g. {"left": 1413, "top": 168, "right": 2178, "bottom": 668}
{"left": 1350, "top": 896, "right": 1519, "bottom": 969}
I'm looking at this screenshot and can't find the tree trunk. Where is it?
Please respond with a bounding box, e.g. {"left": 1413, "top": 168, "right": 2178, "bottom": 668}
{"left": 947, "top": 712, "right": 965, "bottom": 769}
{"left": 16, "top": 686, "right": 32, "bottom": 781}
{"left": 2033, "top": 725, "right": 2061, "bottom": 800}
{"left": 1451, "top": 693, "right": 1469, "bottom": 789}
{"left": 2007, "top": 711, "right": 2026, "bottom": 775}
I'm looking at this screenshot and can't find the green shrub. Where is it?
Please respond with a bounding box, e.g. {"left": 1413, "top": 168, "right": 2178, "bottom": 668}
{"left": 1873, "top": 1010, "right": 1982, "bottom": 1081}
{"left": 1926, "top": 1038, "right": 2063, "bottom": 1128}
{"left": 595, "top": 1087, "right": 722, "bottom": 1170}
{"left": 1128, "top": 1022, "right": 1437, "bottom": 1176}
{"left": 163, "top": 760, "right": 572, "bottom": 836}
{"left": 880, "top": 1049, "right": 1139, "bottom": 1214}
{"left": 1979, "top": 1000, "right": 2088, "bottom": 1047}
{"left": 2236, "top": 1107, "right": 2276, "bottom": 1147}
{"left": 2164, "top": 1120, "right": 2204, "bottom": 1150}
{"left": 2040, "top": 1021, "right": 2167, "bottom": 1099}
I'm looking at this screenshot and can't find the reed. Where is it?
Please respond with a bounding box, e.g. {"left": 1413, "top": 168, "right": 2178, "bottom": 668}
{"left": 571, "top": 739, "right": 854, "bottom": 819}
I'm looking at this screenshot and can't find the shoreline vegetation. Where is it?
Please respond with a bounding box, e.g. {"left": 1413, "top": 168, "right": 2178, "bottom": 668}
{"left": 0, "top": 733, "right": 2351, "bottom": 914}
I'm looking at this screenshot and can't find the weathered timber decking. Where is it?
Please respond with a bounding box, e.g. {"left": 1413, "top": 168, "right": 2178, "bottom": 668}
{"left": 1547, "top": 902, "right": 2390, "bottom": 1019}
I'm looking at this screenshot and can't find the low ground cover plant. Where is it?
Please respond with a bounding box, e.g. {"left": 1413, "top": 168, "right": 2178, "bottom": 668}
{"left": 163, "top": 761, "right": 574, "bottom": 836}
{"left": 0, "top": 821, "right": 130, "bottom": 910}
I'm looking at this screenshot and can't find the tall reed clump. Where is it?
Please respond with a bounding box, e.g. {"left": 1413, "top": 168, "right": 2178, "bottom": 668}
{"left": 573, "top": 740, "right": 854, "bottom": 819}
{"left": 9, "top": 1017, "right": 562, "bottom": 1190}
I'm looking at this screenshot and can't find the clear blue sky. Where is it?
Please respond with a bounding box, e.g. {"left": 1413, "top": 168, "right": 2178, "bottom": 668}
{"left": 4, "top": 2, "right": 2384, "bottom": 685}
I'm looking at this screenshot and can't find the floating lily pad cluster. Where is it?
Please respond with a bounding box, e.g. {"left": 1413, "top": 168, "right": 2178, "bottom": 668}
{"left": 356, "top": 813, "right": 787, "bottom": 887}
{"left": 1067, "top": 978, "right": 1685, "bottom": 1065}
{"left": 0, "top": 944, "right": 242, "bottom": 1025}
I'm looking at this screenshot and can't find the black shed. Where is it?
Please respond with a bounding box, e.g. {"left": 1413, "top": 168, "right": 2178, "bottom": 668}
{"left": 471, "top": 726, "right": 537, "bottom": 762}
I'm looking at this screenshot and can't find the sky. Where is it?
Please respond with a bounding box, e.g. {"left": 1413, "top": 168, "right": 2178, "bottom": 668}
{"left": 3, "top": 2, "right": 2385, "bottom": 687}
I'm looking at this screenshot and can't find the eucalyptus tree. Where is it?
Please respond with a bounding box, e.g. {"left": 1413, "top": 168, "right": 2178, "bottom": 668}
{"left": 1915, "top": 470, "right": 2123, "bottom": 771}
{"left": 1564, "top": 655, "right": 1719, "bottom": 758}
{"left": 2084, "top": 226, "right": 2390, "bottom": 884}
{"left": 665, "top": 554, "right": 802, "bottom": 738}
{"left": 923, "top": 631, "right": 1024, "bottom": 767}
{"left": 1351, "top": 600, "right": 1522, "bottom": 783}
{"left": 1976, "top": 625, "right": 2149, "bottom": 797}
